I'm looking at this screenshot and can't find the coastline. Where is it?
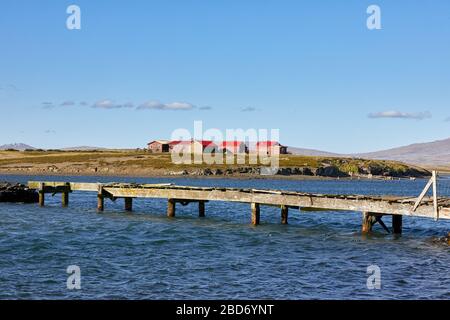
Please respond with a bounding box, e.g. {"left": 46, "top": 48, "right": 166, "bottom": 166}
{"left": 0, "top": 150, "right": 431, "bottom": 181}
{"left": 0, "top": 169, "right": 342, "bottom": 180}
{"left": 0, "top": 169, "right": 423, "bottom": 182}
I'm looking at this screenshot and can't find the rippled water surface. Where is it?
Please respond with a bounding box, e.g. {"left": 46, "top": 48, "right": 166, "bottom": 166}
{"left": 0, "top": 174, "right": 449, "bottom": 299}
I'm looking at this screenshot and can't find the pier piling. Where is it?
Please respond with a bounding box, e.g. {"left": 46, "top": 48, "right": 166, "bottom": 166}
{"left": 251, "top": 203, "right": 260, "bottom": 225}
{"left": 62, "top": 183, "right": 70, "bottom": 207}
{"left": 362, "top": 212, "right": 375, "bottom": 233}
{"left": 281, "top": 205, "right": 289, "bottom": 224}
{"left": 124, "top": 198, "right": 133, "bottom": 211}
{"left": 199, "top": 201, "right": 205, "bottom": 217}
{"left": 38, "top": 182, "right": 45, "bottom": 207}
{"left": 392, "top": 215, "right": 403, "bottom": 234}
{"left": 167, "top": 199, "right": 176, "bottom": 217}
{"left": 62, "top": 192, "right": 69, "bottom": 207}
{"left": 97, "top": 186, "right": 104, "bottom": 212}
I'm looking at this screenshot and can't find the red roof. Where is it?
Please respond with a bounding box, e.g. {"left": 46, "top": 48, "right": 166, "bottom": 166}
{"left": 168, "top": 140, "right": 190, "bottom": 145}
{"left": 169, "top": 140, "right": 216, "bottom": 147}
{"left": 199, "top": 140, "right": 215, "bottom": 147}
{"left": 220, "top": 141, "right": 244, "bottom": 148}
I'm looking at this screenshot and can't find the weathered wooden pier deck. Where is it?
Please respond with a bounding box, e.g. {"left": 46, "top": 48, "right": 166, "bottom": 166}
{"left": 28, "top": 174, "right": 450, "bottom": 235}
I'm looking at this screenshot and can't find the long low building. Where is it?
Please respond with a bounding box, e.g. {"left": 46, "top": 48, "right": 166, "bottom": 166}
{"left": 147, "top": 140, "right": 288, "bottom": 154}
{"left": 147, "top": 140, "right": 217, "bottom": 154}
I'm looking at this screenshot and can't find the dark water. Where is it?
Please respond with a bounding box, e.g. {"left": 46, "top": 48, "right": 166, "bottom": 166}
{"left": 0, "top": 174, "right": 449, "bottom": 299}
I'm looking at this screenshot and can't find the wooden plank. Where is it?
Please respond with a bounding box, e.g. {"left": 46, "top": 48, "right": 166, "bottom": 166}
{"left": 70, "top": 182, "right": 99, "bottom": 192}
{"left": 375, "top": 216, "right": 390, "bottom": 234}
{"left": 413, "top": 177, "right": 433, "bottom": 212}
{"left": 102, "top": 187, "right": 450, "bottom": 219}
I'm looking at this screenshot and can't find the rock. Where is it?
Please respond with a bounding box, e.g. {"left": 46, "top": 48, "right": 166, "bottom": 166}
{"left": 203, "top": 168, "right": 213, "bottom": 176}
{"left": 0, "top": 182, "right": 38, "bottom": 203}
{"left": 316, "top": 166, "right": 349, "bottom": 178}
{"left": 168, "top": 170, "right": 188, "bottom": 176}
{"left": 277, "top": 168, "right": 292, "bottom": 175}
{"left": 302, "top": 167, "right": 315, "bottom": 176}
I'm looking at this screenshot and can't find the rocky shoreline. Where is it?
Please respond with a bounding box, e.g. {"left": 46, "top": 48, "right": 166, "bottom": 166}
{"left": 0, "top": 182, "right": 38, "bottom": 203}
{"left": 0, "top": 163, "right": 431, "bottom": 180}
{"left": 167, "top": 164, "right": 431, "bottom": 179}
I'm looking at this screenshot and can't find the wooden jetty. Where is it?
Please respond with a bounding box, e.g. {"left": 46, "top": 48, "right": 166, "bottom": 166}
{"left": 28, "top": 172, "right": 450, "bottom": 235}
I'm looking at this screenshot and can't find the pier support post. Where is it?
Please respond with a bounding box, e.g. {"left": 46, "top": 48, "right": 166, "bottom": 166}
{"left": 281, "top": 205, "right": 289, "bottom": 224}
{"left": 38, "top": 182, "right": 45, "bottom": 207}
{"left": 199, "top": 201, "right": 205, "bottom": 217}
{"left": 362, "top": 212, "right": 375, "bottom": 234}
{"left": 97, "top": 186, "right": 104, "bottom": 212}
{"left": 392, "top": 215, "right": 402, "bottom": 235}
{"left": 62, "top": 191, "right": 69, "bottom": 207}
{"left": 124, "top": 198, "right": 133, "bottom": 212}
{"left": 167, "top": 199, "right": 176, "bottom": 217}
{"left": 62, "top": 183, "right": 70, "bottom": 207}
{"left": 251, "top": 203, "right": 260, "bottom": 225}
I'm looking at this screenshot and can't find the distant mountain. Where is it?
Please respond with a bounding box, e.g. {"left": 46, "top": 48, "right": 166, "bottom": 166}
{"left": 288, "top": 146, "right": 341, "bottom": 157}
{"left": 354, "top": 138, "right": 450, "bottom": 167}
{"left": 288, "top": 138, "right": 450, "bottom": 168}
{"left": 60, "top": 146, "right": 108, "bottom": 151}
{"left": 0, "top": 143, "right": 36, "bottom": 151}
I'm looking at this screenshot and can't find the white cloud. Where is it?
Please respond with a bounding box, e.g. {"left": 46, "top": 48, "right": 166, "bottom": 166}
{"left": 137, "top": 101, "right": 195, "bottom": 111}
{"left": 42, "top": 98, "right": 198, "bottom": 111}
{"left": 241, "top": 106, "right": 257, "bottom": 112}
{"left": 368, "top": 110, "right": 432, "bottom": 120}
{"left": 199, "top": 106, "right": 212, "bottom": 110}
{"left": 92, "top": 99, "right": 134, "bottom": 109}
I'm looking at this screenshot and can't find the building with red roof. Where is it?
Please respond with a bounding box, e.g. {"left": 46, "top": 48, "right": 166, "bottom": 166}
{"left": 147, "top": 139, "right": 217, "bottom": 154}
{"left": 148, "top": 139, "right": 285, "bottom": 155}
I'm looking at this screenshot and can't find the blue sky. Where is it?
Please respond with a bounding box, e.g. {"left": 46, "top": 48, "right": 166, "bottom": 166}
{"left": 1, "top": 0, "right": 449, "bottom": 153}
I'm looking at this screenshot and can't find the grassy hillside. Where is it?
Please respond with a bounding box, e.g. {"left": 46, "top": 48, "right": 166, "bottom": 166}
{"left": 0, "top": 150, "right": 430, "bottom": 178}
